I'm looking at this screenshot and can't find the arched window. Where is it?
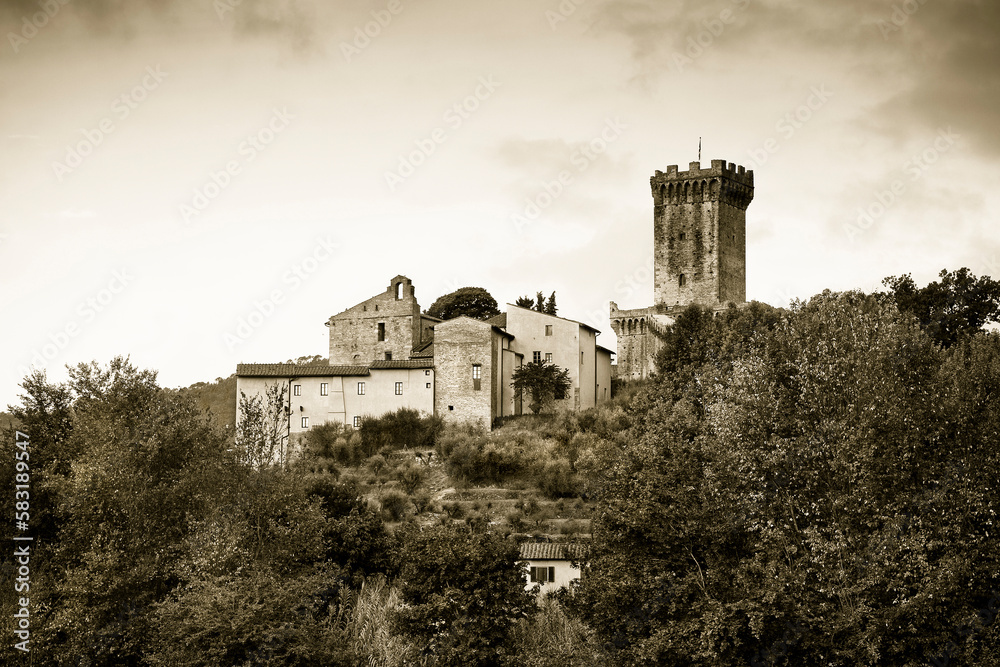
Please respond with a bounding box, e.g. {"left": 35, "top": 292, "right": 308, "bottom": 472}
{"left": 679, "top": 274, "right": 686, "bottom": 288}
{"left": 395, "top": 282, "right": 403, "bottom": 300}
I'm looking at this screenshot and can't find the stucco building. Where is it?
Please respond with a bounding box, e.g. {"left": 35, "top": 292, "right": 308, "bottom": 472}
{"left": 236, "top": 275, "right": 612, "bottom": 439}
{"left": 612, "top": 159, "right": 754, "bottom": 380}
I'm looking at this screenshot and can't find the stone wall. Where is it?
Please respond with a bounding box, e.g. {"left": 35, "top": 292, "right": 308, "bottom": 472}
{"left": 434, "top": 317, "right": 499, "bottom": 428}
{"left": 326, "top": 275, "right": 424, "bottom": 364}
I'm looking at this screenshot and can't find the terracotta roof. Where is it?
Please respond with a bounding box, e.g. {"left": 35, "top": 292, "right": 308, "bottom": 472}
{"left": 236, "top": 364, "right": 370, "bottom": 377}
{"left": 411, "top": 340, "right": 434, "bottom": 358}
{"left": 519, "top": 543, "right": 585, "bottom": 561}
{"left": 486, "top": 312, "right": 507, "bottom": 328}
{"left": 369, "top": 359, "right": 435, "bottom": 370}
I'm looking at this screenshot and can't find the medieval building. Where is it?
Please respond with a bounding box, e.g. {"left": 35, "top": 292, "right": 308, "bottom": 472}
{"left": 236, "top": 276, "right": 613, "bottom": 437}
{"left": 611, "top": 159, "right": 754, "bottom": 379}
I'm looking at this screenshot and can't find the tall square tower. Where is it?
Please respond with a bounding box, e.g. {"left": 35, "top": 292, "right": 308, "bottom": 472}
{"left": 651, "top": 160, "right": 754, "bottom": 308}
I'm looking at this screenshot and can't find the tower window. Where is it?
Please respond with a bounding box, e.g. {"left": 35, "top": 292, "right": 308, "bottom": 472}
{"left": 679, "top": 232, "right": 686, "bottom": 241}
{"left": 396, "top": 282, "right": 403, "bottom": 299}
{"left": 385, "top": 351, "right": 392, "bottom": 360}
{"left": 679, "top": 274, "right": 686, "bottom": 288}
{"left": 473, "top": 364, "right": 481, "bottom": 391}
{"left": 377, "top": 322, "right": 385, "bottom": 341}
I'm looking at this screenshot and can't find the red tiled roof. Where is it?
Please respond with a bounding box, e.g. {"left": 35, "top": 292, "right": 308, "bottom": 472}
{"left": 369, "top": 359, "right": 435, "bottom": 370}
{"left": 236, "top": 364, "right": 370, "bottom": 377}
{"left": 519, "top": 543, "right": 584, "bottom": 561}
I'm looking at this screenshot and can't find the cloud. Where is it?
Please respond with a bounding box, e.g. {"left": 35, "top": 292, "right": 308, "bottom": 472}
{"left": 587, "top": 0, "right": 1000, "bottom": 158}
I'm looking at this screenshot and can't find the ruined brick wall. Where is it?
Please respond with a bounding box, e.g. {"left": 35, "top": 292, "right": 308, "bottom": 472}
{"left": 651, "top": 160, "right": 753, "bottom": 309}
{"left": 327, "top": 276, "right": 422, "bottom": 364}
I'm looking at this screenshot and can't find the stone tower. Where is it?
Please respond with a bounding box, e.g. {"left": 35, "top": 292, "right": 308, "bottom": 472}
{"left": 651, "top": 160, "right": 754, "bottom": 309}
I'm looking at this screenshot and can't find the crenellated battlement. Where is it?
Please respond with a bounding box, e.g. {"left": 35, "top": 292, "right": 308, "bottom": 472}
{"left": 653, "top": 159, "right": 754, "bottom": 187}
{"left": 650, "top": 158, "right": 753, "bottom": 211}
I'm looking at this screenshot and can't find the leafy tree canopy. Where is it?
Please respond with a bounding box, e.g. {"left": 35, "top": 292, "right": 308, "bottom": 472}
{"left": 426, "top": 286, "right": 501, "bottom": 321}
{"left": 512, "top": 361, "right": 571, "bottom": 414}
{"left": 883, "top": 267, "right": 1000, "bottom": 348}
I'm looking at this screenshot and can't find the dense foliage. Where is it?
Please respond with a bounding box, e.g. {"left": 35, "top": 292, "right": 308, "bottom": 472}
{"left": 512, "top": 361, "right": 572, "bottom": 414}
{"left": 577, "top": 291, "right": 1000, "bottom": 666}
{"left": 426, "top": 287, "right": 501, "bottom": 321}
{"left": 4, "top": 272, "right": 998, "bottom": 666}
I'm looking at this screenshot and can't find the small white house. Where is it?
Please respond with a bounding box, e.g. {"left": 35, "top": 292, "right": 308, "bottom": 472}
{"left": 520, "top": 543, "right": 584, "bottom": 594}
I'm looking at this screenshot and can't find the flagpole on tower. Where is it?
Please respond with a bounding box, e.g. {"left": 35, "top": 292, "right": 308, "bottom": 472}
{"left": 698, "top": 137, "right": 701, "bottom": 163}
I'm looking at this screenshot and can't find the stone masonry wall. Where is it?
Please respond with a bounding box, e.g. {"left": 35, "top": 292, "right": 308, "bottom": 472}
{"left": 434, "top": 317, "right": 496, "bottom": 428}
{"left": 327, "top": 276, "right": 423, "bottom": 364}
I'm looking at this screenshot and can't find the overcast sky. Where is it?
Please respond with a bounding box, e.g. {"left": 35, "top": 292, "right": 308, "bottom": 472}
{"left": 2, "top": 0, "right": 999, "bottom": 407}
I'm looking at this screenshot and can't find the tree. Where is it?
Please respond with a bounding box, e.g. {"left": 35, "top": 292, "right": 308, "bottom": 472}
{"left": 426, "top": 287, "right": 500, "bottom": 321}
{"left": 544, "top": 291, "right": 557, "bottom": 315}
{"left": 236, "top": 382, "right": 290, "bottom": 468}
{"left": 395, "top": 525, "right": 534, "bottom": 666}
{"left": 515, "top": 291, "right": 558, "bottom": 315}
{"left": 883, "top": 267, "right": 1000, "bottom": 348}
{"left": 515, "top": 295, "right": 535, "bottom": 309}
{"left": 512, "top": 361, "right": 571, "bottom": 414}
{"left": 578, "top": 291, "right": 1000, "bottom": 665}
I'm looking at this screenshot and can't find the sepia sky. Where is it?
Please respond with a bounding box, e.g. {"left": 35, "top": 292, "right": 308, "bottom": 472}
{"left": 2, "top": 0, "right": 999, "bottom": 407}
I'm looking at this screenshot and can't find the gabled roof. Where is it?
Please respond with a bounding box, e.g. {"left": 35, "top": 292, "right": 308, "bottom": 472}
{"left": 435, "top": 315, "right": 514, "bottom": 339}
{"left": 485, "top": 312, "right": 507, "bottom": 328}
{"left": 504, "top": 304, "right": 601, "bottom": 334}
{"left": 519, "top": 543, "right": 585, "bottom": 561}
{"left": 369, "top": 359, "right": 435, "bottom": 370}
{"left": 236, "top": 364, "right": 370, "bottom": 378}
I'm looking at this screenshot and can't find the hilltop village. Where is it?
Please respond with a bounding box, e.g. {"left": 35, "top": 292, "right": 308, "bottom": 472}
{"left": 237, "top": 158, "right": 754, "bottom": 433}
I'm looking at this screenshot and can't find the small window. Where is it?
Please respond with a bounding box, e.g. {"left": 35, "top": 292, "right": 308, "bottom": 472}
{"left": 358, "top": 382, "right": 365, "bottom": 395}
{"left": 293, "top": 384, "right": 301, "bottom": 396}
{"left": 545, "top": 353, "right": 552, "bottom": 363}
{"left": 529, "top": 566, "right": 556, "bottom": 583}
{"left": 679, "top": 232, "right": 686, "bottom": 241}
{"left": 679, "top": 274, "right": 686, "bottom": 288}
{"left": 395, "top": 282, "right": 403, "bottom": 299}
{"left": 377, "top": 322, "right": 385, "bottom": 342}
{"left": 473, "top": 364, "right": 482, "bottom": 391}
{"left": 533, "top": 351, "right": 541, "bottom": 363}
{"left": 426, "top": 383, "right": 431, "bottom": 389}
{"left": 385, "top": 351, "right": 392, "bottom": 360}
{"left": 448, "top": 405, "right": 454, "bottom": 411}
{"left": 320, "top": 382, "right": 328, "bottom": 396}
{"left": 425, "top": 370, "right": 430, "bottom": 376}
{"left": 353, "top": 416, "right": 361, "bottom": 428}
{"left": 581, "top": 351, "right": 584, "bottom": 363}
{"left": 545, "top": 325, "right": 552, "bottom": 336}
{"left": 395, "top": 382, "right": 403, "bottom": 395}
{"left": 301, "top": 416, "right": 309, "bottom": 429}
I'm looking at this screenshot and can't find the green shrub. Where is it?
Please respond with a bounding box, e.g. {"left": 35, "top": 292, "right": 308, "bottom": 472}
{"left": 359, "top": 408, "right": 444, "bottom": 456}
{"left": 396, "top": 462, "right": 426, "bottom": 494}
{"left": 536, "top": 458, "right": 579, "bottom": 499}
{"left": 379, "top": 489, "right": 412, "bottom": 522}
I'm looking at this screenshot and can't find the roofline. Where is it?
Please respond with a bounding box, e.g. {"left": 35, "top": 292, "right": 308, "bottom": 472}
{"left": 504, "top": 303, "right": 601, "bottom": 334}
